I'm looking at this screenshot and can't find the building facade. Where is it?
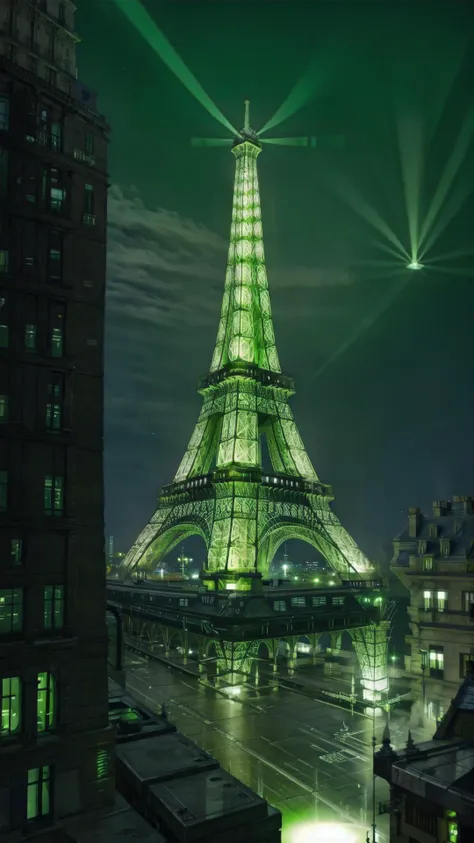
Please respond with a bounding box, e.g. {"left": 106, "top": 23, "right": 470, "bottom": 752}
{"left": 374, "top": 672, "right": 474, "bottom": 843}
{"left": 392, "top": 496, "right": 474, "bottom": 722}
{"left": 0, "top": 0, "right": 113, "bottom": 835}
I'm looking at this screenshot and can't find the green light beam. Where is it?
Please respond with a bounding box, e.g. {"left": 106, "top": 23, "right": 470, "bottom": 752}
{"left": 371, "top": 239, "right": 410, "bottom": 262}
{"left": 261, "top": 136, "right": 310, "bottom": 147}
{"left": 427, "top": 36, "right": 468, "bottom": 142}
{"left": 427, "top": 248, "right": 474, "bottom": 264}
{"left": 312, "top": 272, "right": 410, "bottom": 381}
{"left": 324, "top": 171, "right": 408, "bottom": 257}
{"left": 427, "top": 265, "right": 473, "bottom": 278}
{"left": 260, "top": 43, "right": 341, "bottom": 134}
{"left": 419, "top": 107, "right": 474, "bottom": 249}
{"left": 191, "top": 138, "right": 233, "bottom": 148}
{"left": 113, "top": 0, "right": 236, "bottom": 134}
{"left": 351, "top": 259, "right": 402, "bottom": 269}
{"left": 419, "top": 173, "right": 474, "bottom": 258}
{"left": 396, "top": 114, "right": 424, "bottom": 261}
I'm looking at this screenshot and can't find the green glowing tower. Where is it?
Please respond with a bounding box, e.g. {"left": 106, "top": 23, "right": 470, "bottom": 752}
{"left": 122, "top": 103, "right": 375, "bottom": 585}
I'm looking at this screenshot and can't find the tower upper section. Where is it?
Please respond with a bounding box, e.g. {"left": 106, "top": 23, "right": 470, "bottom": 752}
{"left": 209, "top": 103, "right": 281, "bottom": 374}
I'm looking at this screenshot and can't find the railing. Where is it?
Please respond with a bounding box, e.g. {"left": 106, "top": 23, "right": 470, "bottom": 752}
{"left": 74, "top": 148, "right": 96, "bottom": 167}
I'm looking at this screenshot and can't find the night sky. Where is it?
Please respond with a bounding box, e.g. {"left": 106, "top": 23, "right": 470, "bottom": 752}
{"left": 77, "top": 1, "right": 474, "bottom": 565}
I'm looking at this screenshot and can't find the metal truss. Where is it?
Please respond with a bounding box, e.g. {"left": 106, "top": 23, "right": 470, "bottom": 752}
{"left": 121, "top": 115, "right": 375, "bottom": 582}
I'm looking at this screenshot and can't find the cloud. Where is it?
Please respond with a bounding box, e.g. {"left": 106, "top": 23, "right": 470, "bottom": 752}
{"left": 105, "top": 185, "right": 353, "bottom": 446}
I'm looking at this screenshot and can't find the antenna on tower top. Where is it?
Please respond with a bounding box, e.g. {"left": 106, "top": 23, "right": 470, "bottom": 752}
{"left": 244, "top": 100, "right": 250, "bottom": 131}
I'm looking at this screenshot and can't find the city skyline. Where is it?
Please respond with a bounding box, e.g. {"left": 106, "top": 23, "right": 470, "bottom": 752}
{"left": 77, "top": 2, "right": 474, "bottom": 563}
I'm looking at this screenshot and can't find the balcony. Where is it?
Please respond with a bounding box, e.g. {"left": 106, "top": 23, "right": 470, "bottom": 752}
{"left": 82, "top": 213, "right": 96, "bottom": 226}
{"left": 74, "top": 149, "right": 96, "bottom": 167}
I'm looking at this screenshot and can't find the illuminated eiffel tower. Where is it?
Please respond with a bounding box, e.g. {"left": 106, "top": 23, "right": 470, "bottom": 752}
{"left": 121, "top": 103, "right": 375, "bottom": 586}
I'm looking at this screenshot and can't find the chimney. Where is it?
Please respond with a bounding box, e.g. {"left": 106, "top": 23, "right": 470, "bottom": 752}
{"left": 432, "top": 500, "right": 451, "bottom": 517}
{"left": 452, "top": 496, "right": 474, "bottom": 515}
{"left": 408, "top": 507, "right": 422, "bottom": 538}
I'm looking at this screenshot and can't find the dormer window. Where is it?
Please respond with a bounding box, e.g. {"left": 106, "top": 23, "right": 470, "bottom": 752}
{"left": 423, "top": 557, "right": 433, "bottom": 572}
{"left": 418, "top": 540, "right": 427, "bottom": 555}
{"left": 441, "top": 539, "right": 450, "bottom": 557}
{"left": 429, "top": 524, "right": 438, "bottom": 539}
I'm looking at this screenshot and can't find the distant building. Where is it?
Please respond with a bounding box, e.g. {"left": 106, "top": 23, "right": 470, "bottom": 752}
{"left": 374, "top": 670, "right": 474, "bottom": 843}
{"left": 0, "top": 0, "right": 112, "bottom": 836}
{"left": 392, "top": 496, "right": 474, "bottom": 722}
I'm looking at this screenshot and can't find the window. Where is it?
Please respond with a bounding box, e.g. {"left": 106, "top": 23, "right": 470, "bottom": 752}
{"left": 332, "top": 596, "right": 344, "bottom": 606}
{"left": 429, "top": 524, "right": 438, "bottom": 538}
{"left": 27, "top": 766, "right": 51, "bottom": 820}
{"left": 25, "top": 324, "right": 37, "bottom": 352}
{"left": 429, "top": 646, "right": 444, "bottom": 678}
{"left": 0, "top": 148, "right": 8, "bottom": 196}
{"left": 0, "top": 470, "right": 7, "bottom": 511}
{"left": 447, "top": 819, "right": 458, "bottom": 843}
{"left": 83, "top": 183, "right": 95, "bottom": 224}
{"left": 46, "top": 373, "right": 64, "bottom": 430}
{"left": 0, "top": 250, "right": 8, "bottom": 273}
{"left": 0, "top": 589, "right": 23, "bottom": 634}
{"left": 50, "top": 302, "right": 65, "bottom": 357}
{"left": 0, "top": 325, "right": 8, "bottom": 347}
{"left": 273, "top": 600, "right": 286, "bottom": 612}
{"left": 44, "top": 475, "right": 63, "bottom": 516}
{"left": 85, "top": 131, "right": 94, "bottom": 155}
{"left": 436, "top": 590, "right": 447, "bottom": 612}
{"left": 0, "top": 395, "right": 8, "bottom": 422}
{"left": 460, "top": 653, "right": 473, "bottom": 678}
{"left": 51, "top": 123, "right": 62, "bottom": 152}
{"left": 291, "top": 596, "right": 306, "bottom": 607}
{"left": 179, "top": 598, "right": 188, "bottom": 607}
{"left": 423, "top": 557, "right": 433, "bottom": 572}
{"left": 37, "top": 672, "right": 56, "bottom": 732}
{"left": 418, "top": 540, "right": 426, "bottom": 555}
{"left": 441, "top": 539, "right": 450, "bottom": 557}
{"left": 50, "top": 187, "right": 65, "bottom": 213}
{"left": 47, "top": 68, "right": 57, "bottom": 88}
{"left": 97, "top": 749, "right": 109, "bottom": 780}
{"left": 463, "top": 592, "right": 474, "bottom": 613}
{"left": 0, "top": 97, "right": 9, "bottom": 131}
{"left": 11, "top": 538, "right": 23, "bottom": 565}
{"left": 312, "top": 596, "right": 327, "bottom": 607}
{"left": 47, "top": 229, "right": 63, "bottom": 283}
{"left": 423, "top": 590, "right": 433, "bottom": 610}
{"left": 44, "top": 585, "right": 64, "bottom": 629}
{"left": 1, "top": 676, "right": 21, "bottom": 737}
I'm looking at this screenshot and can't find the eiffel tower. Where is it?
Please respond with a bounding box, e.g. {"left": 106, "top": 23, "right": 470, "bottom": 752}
{"left": 121, "top": 102, "right": 376, "bottom": 586}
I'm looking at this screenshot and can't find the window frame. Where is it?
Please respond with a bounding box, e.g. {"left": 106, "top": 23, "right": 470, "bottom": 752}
{"left": 43, "top": 585, "right": 65, "bottom": 630}
{"left": 27, "top": 765, "right": 52, "bottom": 821}
{"left": 0, "top": 588, "right": 23, "bottom": 635}
{"left": 37, "top": 672, "right": 56, "bottom": 733}
{"left": 1, "top": 676, "right": 21, "bottom": 738}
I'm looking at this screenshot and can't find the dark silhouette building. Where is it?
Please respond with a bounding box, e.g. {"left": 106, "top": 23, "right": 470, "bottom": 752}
{"left": 0, "top": 0, "right": 113, "bottom": 835}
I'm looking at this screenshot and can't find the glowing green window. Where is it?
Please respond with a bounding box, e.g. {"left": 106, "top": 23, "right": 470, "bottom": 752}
{"left": 25, "top": 324, "right": 36, "bottom": 351}
{"left": 45, "top": 402, "right": 61, "bottom": 430}
{"left": 11, "top": 538, "right": 23, "bottom": 565}
{"left": 44, "top": 585, "right": 64, "bottom": 630}
{"left": 97, "top": 749, "right": 109, "bottom": 780}
{"left": 1, "top": 676, "right": 21, "bottom": 737}
{"left": 27, "top": 766, "right": 51, "bottom": 820}
{"left": 44, "top": 475, "right": 63, "bottom": 516}
{"left": 0, "top": 588, "right": 23, "bottom": 634}
{"left": 37, "top": 672, "right": 56, "bottom": 733}
{"left": 0, "top": 394, "right": 8, "bottom": 421}
{"left": 51, "top": 327, "right": 63, "bottom": 357}
{"left": 448, "top": 820, "right": 458, "bottom": 842}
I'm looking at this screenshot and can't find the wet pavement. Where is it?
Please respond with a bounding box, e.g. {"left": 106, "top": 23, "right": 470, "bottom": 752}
{"left": 124, "top": 650, "right": 433, "bottom": 843}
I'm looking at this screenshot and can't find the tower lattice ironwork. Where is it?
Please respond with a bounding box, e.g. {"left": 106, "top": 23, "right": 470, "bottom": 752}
{"left": 121, "top": 103, "right": 376, "bottom": 584}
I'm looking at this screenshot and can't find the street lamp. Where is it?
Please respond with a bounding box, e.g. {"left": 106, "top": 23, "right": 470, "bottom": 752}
{"left": 282, "top": 563, "right": 288, "bottom": 578}
{"left": 419, "top": 649, "right": 428, "bottom": 726}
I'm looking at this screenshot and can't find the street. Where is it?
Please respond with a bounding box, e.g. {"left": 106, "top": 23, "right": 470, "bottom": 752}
{"left": 122, "top": 650, "right": 422, "bottom": 843}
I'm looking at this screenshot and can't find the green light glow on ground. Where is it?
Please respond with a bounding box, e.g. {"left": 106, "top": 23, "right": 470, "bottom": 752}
{"left": 114, "top": 0, "right": 236, "bottom": 134}
{"left": 288, "top": 821, "right": 358, "bottom": 843}
{"left": 407, "top": 261, "right": 423, "bottom": 270}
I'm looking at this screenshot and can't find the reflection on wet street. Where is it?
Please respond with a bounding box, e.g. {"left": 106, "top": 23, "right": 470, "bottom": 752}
{"left": 123, "top": 651, "right": 411, "bottom": 842}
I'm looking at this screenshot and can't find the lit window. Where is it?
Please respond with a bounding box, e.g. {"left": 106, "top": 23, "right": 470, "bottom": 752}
{"left": 37, "top": 672, "right": 56, "bottom": 732}
{"left": 0, "top": 588, "right": 23, "bottom": 634}
{"left": 27, "top": 766, "right": 51, "bottom": 820}
{"left": 291, "top": 596, "right": 306, "bottom": 607}
{"left": 1, "top": 676, "right": 21, "bottom": 737}
{"left": 429, "top": 647, "right": 444, "bottom": 675}
{"left": 423, "top": 590, "right": 433, "bottom": 610}
{"left": 97, "top": 749, "right": 108, "bottom": 780}
{"left": 423, "top": 557, "right": 433, "bottom": 571}
{"left": 0, "top": 325, "right": 7, "bottom": 347}
{"left": 0, "top": 96, "right": 9, "bottom": 131}
{"left": 25, "top": 324, "right": 37, "bottom": 351}
{"left": 463, "top": 592, "right": 474, "bottom": 613}
{"left": 312, "top": 596, "right": 327, "bottom": 607}
{"left": 179, "top": 598, "right": 188, "bottom": 607}
{"left": 437, "top": 591, "right": 447, "bottom": 612}
{"left": 51, "top": 327, "right": 63, "bottom": 357}
{"left": 50, "top": 186, "right": 65, "bottom": 212}
{"left": 44, "top": 475, "right": 63, "bottom": 516}
{"left": 44, "top": 585, "right": 64, "bottom": 629}
{"left": 0, "top": 470, "right": 7, "bottom": 510}
{"left": 11, "top": 538, "right": 23, "bottom": 565}
{"left": 332, "top": 596, "right": 344, "bottom": 606}
{"left": 273, "top": 600, "right": 286, "bottom": 612}
{"left": 0, "top": 249, "right": 8, "bottom": 273}
{"left": 448, "top": 819, "right": 458, "bottom": 843}
{"left": 0, "top": 394, "right": 8, "bottom": 422}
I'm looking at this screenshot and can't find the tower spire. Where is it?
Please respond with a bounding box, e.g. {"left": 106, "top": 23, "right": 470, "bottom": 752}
{"left": 244, "top": 99, "right": 250, "bottom": 131}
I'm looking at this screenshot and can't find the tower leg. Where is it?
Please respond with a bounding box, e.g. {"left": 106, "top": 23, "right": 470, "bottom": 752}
{"left": 352, "top": 622, "right": 390, "bottom": 703}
